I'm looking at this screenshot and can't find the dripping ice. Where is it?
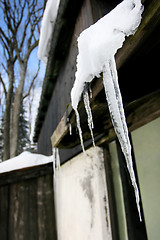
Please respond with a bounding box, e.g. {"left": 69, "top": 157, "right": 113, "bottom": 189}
{"left": 71, "top": 0, "right": 143, "bottom": 220}
{"left": 53, "top": 148, "right": 61, "bottom": 238}
{"left": 74, "top": 86, "right": 95, "bottom": 153}
{"left": 83, "top": 86, "right": 95, "bottom": 147}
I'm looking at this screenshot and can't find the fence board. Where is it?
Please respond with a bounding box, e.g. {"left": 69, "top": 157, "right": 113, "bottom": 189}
{"left": 0, "top": 164, "right": 57, "bottom": 240}
{"left": 0, "top": 185, "right": 9, "bottom": 240}
{"left": 37, "top": 174, "right": 56, "bottom": 240}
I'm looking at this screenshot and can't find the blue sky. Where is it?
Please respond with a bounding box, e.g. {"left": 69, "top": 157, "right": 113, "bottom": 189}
{"left": 0, "top": 0, "right": 46, "bottom": 119}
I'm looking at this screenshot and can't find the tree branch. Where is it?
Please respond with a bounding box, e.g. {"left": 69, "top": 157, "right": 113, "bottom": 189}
{"left": 2, "top": 63, "right": 8, "bottom": 74}
{"left": 0, "top": 27, "right": 10, "bottom": 54}
{"left": 25, "top": 39, "right": 39, "bottom": 62}
{"left": 23, "top": 60, "right": 40, "bottom": 99}
{"left": 0, "top": 73, "right": 7, "bottom": 99}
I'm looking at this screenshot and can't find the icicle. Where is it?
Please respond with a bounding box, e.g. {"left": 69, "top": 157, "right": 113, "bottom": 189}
{"left": 74, "top": 87, "right": 95, "bottom": 153}
{"left": 53, "top": 147, "right": 60, "bottom": 171}
{"left": 89, "top": 84, "right": 93, "bottom": 98}
{"left": 52, "top": 148, "right": 62, "bottom": 238}
{"left": 69, "top": 123, "right": 72, "bottom": 135}
{"left": 103, "top": 59, "right": 141, "bottom": 220}
{"left": 75, "top": 109, "right": 85, "bottom": 153}
{"left": 83, "top": 88, "right": 95, "bottom": 147}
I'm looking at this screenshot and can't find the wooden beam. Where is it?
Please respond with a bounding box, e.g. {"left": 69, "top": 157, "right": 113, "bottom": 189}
{"left": 51, "top": 113, "right": 70, "bottom": 147}
{"left": 96, "top": 90, "right": 160, "bottom": 146}
{"left": 52, "top": 90, "right": 160, "bottom": 148}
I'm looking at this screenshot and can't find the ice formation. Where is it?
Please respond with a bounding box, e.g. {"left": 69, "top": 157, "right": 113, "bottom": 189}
{"left": 38, "top": 0, "right": 60, "bottom": 65}
{"left": 53, "top": 148, "right": 61, "bottom": 238}
{"left": 83, "top": 87, "right": 95, "bottom": 147}
{"left": 71, "top": 0, "right": 143, "bottom": 220}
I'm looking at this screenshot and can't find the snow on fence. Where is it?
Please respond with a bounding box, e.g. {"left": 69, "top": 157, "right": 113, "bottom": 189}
{"left": 0, "top": 152, "right": 57, "bottom": 240}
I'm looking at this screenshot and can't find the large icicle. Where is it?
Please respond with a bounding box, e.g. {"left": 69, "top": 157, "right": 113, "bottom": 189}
{"left": 53, "top": 148, "right": 62, "bottom": 238}
{"left": 75, "top": 109, "right": 85, "bottom": 153}
{"left": 71, "top": 0, "right": 143, "bottom": 219}
{"left": 103, "top": 58, "right": 141, "bottom": 220}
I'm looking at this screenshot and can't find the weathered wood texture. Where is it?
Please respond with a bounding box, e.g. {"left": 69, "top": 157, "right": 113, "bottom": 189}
{"left": 52, "top": 89, "right": 160, "bottom": 148}
{"left": 37, "top": 0, "right": 94, "bottom": 155}
{"left": 0, "top": 163, "right": 57, "bottom": 240}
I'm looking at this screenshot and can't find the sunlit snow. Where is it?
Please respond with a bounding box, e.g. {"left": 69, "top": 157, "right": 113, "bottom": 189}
{"left": 38, "top": 0, "right": 60, "bottom": 65}
{"left": 71, "top": 0, "right": 143, "bottom": 220}
{"left": 0, "top": 151, "right": 53, "bottom": 174}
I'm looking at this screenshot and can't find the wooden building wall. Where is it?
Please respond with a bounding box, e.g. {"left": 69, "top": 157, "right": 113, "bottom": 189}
{"left": 37, "top": 0, "right": 93, "bottom": 156}
{"left": 37, "top": 0, "right": 118, "bottom": 160}
{"left": 0, "top": 163, "right": 57, "bottom": 240}
{"left": 37, "top": 0, "right": 160, "bottom": 162}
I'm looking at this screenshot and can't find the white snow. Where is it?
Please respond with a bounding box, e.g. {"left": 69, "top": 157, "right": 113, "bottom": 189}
{"left": 71, "top": 0, "right": 143, "bottom": 220}
{"left": 38, "top": 0, "right": 60, "bottom": 65}
{"left": 0, "top": 151, "right": 53, "bottom": 174}
{"left": 71, "top": 0, "right": 143, "bottom": 109}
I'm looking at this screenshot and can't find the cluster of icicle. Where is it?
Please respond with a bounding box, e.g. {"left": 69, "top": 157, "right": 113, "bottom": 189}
{"left": 71, "top": 0, "right": 143, "bottom": 220}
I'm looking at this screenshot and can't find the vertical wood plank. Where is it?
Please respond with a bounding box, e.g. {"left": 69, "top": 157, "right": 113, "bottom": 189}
{"left": 24, "top": 179, "right": 38, "bottom": 240}
{"left": 8, "top": 180, "right": 38, "bottom": 240}
{"left": 0, "top": 185, "right": 9, "bottom": 240}
{"left": 37, "top": 174, "right": 57, "bottom": 240}
{"left": 8, "top": 183, "right": 26, "bottom": 240}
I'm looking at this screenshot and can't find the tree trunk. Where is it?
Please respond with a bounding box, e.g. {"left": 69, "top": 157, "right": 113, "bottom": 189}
{"left": 3, "top": 61, "right": 14, "bottom": 160}
{"left": 10, "top": 62, "right": 27, "bottom": 158}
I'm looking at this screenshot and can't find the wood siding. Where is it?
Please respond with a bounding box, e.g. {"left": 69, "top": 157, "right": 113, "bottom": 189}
{"left": 37, "top": 0, "right": 119, "bottom": 159}
{"left": 37, "top": 0, "right": 94, "bottom": 156}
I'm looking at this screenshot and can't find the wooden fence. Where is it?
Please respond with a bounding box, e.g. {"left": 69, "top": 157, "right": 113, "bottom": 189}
{"left": 0, "top": 163, "right": 57, "bottom": 240}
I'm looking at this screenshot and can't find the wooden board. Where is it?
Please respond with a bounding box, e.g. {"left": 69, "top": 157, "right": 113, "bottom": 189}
{"left": 51, "top": 89, "right": 160, "bottom": 149}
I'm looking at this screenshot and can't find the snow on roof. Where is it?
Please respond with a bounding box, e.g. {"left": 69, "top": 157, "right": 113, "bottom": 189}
{"left": 71, "top": 0, "right": 143, "bottom": 110}
{"left": 38, "top": 0, "right": 60, "bottom": 65}
{"left": 0, "top": 151, "right": 53, "bottom": 174}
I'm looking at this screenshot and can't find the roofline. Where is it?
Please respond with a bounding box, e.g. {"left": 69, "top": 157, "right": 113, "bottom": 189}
{"left": 33, "top": 0, "right": 84, "bottom": 142}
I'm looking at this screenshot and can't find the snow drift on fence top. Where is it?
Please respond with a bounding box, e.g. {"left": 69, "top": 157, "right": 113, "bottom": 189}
{"left": 0, "top": 152, "right": 53, "bottom": 174}
{"left": 38, "top": 0, "right": 60, "bottom": 65}
{"left": 71, "top": 0, "right": 143, "bottom": 109}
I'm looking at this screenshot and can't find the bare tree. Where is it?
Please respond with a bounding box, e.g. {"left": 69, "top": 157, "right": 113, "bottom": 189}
{"left": 0, "top": 0, "right": 46, "bottom": 160}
